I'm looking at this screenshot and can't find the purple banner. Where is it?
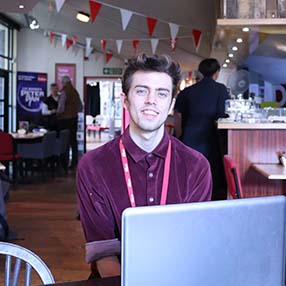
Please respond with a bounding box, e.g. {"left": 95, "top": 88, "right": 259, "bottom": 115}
{"left": 17, "top": 72, "right": 47, "bottom": 125}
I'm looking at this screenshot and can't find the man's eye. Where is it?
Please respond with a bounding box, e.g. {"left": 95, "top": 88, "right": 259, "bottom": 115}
{"left": 157, "top": 91, "right": 168, "bottom": 98}
{"left": 136, "top": 89, "right": 148, "bottom": 95}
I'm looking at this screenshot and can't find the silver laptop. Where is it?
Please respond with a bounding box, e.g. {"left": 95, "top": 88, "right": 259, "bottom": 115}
{"left": 121, "top": 196, "right": 286, "bottom": 286}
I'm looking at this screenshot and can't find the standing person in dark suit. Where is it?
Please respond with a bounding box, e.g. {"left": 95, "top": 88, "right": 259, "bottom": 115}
{"left": 57, "top": 76, "right": 82, "bottom": 169}
{"left": 174, "top": 58, "right": 229, "bottom": 200}
{"left": 41, "top": 83, "right": 59, "bottom": 131}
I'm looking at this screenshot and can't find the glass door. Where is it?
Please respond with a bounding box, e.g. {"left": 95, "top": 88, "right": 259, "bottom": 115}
{"left": 0, "top": 69, "right": 8, "bottom": 132}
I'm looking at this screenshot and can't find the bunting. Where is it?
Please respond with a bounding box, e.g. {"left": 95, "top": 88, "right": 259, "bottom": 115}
{"left": 49, "top": 32, "right": 55, "bottom": 44}
{"left": 116, "top": 40, "right": 123, "bottom": 54}
{"left": 89, "top": 1, "right": 102, "bottom": 23}
{"left": 85, "top": 37, "right": 93, "bottom": 58}
{"left": 120, "top": 9, "right": 133, "bottom": 31}
{"left": 132, "top": 40, "right": 139, "bottom": 54}
{"left": 61, "top": 34, "right": 67, "bottom": 47}
{"left": 151, "top": 38, "right": 159, "bottom": 55}
{"left": 105, "top": 52, "right": 113, "bottom": 64}
{"left": 170, "top": 38, "right": 177, "bottom": 52}
{"left": 146, "top": 17, "right": 157, "bottom": 37}
{"left": 72, "top": 35, "right": 77, "bottom": 45}
{"left": 101, "top": 39, "right": 107, "bottom": 50}
{"left": 169, "top": 23, "right": 179, "bottom": 41}
{"left": 55, "top": 0, "right": 65, "bottom": 12}
{"left": 66, "top": 38, "right": 73, "bottom": 50}
{"left": 192, "top": 29, "right": 202, "bottom": 51}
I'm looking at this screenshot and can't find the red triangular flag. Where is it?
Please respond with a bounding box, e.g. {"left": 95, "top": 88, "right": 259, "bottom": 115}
{"left": 192, "top": 29, "right": 202, "bottom": 50}
{"left": 105, "top": 52, "right": 113, "bottom": 64}
{"left": 89, "top": 1, "right": 102, "bottom": 23}
{"left": 133, "top": 40, "right": 139, "bottom": 54}
{"left": 72, "top": 35, "right": 77, "bottom": 45}
{"left": 101, "top": 39, "right": 107, "bottom": 51}
{"left": 170, "top": 38, "right": 177, "bottom": 52}
{"left": 66, "top": 38, "right": 73, "bottom": 50}
{"left": 49, "top": 32, "right": 55, "bottom": 44}
{"left": 146, "top": 17, "right": 157, "bottom": 37}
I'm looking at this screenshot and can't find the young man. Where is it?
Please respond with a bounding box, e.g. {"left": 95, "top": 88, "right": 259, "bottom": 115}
{"left": 76, "top": 54, "right": 212, "bottom": 278}
{"left": 174, "top": 58, "right": 229, "bottom": 201}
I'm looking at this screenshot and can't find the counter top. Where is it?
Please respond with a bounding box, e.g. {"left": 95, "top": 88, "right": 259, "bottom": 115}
{"left": 217, "top": 120, "right": 286, "bottom": 130}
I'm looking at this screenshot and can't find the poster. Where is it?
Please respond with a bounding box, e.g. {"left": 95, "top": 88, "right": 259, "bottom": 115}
{"left": 16, "top": 72, "right": 47, "bottom": 126}
{"left": 55, "top": 63, "right": 76, "bottom": 91}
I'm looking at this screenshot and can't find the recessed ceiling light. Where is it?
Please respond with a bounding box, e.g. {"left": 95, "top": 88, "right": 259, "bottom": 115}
{"left": 228, "top": 53, "right": 234, "bottom": 58}
{"left": 242, "top": 27, "right": 250, "bottom": 32}
{"left": 236, "top": 38, "right": 243, "bottom": 43}
{"left": 222, "top": 63, "right": 228, "bottom": 68}
{"left": 76, "top": 11, "right": 90, "bottom": 23}
{"left": 225, "top": 59, "right": 230, "bottom": 63}
{"left": 19, "top": 4, "right": 24, "bottom": 9}
{"left": 232, "top": 46, "right": 238, "bottom": 51}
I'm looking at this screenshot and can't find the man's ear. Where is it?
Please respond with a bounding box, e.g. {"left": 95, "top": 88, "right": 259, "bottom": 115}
{"left": 121, "top": 92, "right": 129, "bottom": 109}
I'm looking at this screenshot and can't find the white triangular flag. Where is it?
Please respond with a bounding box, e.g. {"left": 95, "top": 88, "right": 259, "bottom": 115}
{"left": 151, "top": 39, "right": 159, "bottom": 55}
{"left": 85, "top": 37, "right": 92, "bottom": 58}
{"left": 169, "top": 23, "right": 179, "bottom": 40}
{"left": 116, "top": 40, "right": 123, "bottom": 54}
{"left": 85, "top": 47, "right": 93, "bottom": 58}
{"left": 61, "top": 34, "right": 67, "bottom": 47}
{"left": 55, "top": 0, "right": 65, "bottom": 12}
{"left": 120, "top": 9, "right": 133, "bottom": 31}
{"left": 86, "top": 37, "right": 92, "bottom": 49}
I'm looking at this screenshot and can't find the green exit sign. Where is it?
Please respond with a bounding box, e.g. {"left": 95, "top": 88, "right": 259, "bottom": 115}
{"left": 103, "top": 67, "right": 123, "bottom": 75}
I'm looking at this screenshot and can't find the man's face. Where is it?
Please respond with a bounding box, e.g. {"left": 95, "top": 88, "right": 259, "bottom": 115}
{"left": 51, "top": 86, "right": 58, "bottom": 95}
{"left": 124, "top": 71, "right": 173, "bottom": 133}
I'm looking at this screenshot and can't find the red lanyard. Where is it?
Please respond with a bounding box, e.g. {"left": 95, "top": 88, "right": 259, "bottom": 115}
{"left": 119, "top": 138, "right": 172, "bottom": 207}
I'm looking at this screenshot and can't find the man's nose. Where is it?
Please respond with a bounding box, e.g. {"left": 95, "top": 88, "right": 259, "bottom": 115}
{"left": 144, "top": 90, "right": 156, "bottom": 105}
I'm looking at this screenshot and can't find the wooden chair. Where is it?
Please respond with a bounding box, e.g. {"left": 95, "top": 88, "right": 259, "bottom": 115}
{"left": 223, "top": 155, "right": 244, "bottom": 199}
{"left": 0, "top": 241, "right": 55, "bottom": 286}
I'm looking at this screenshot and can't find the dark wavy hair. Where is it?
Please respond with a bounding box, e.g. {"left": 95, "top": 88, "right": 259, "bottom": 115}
{"left": 122, "top": 54, "right": 181, "bottom": 98}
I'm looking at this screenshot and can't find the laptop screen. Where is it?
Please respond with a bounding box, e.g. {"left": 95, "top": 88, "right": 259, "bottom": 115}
{"left": 121, "top": 196, "right": 286, "bottom": 286}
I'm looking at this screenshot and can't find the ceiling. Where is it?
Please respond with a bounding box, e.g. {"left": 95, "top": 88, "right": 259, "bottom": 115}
{"left": 2, "top": 0, "right": 221, "bottom": 73}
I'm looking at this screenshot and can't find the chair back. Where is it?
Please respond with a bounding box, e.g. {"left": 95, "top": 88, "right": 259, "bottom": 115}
{"left": 223, "top": 155, "right": 243, "bottom": 199}
{"left": 0, "top": 133, "right": 13, "bottom": 155}
{"left": 0, "top": 241, "right": 55, "bottom": 285}
{"left": 57, "top": 129, "right": 70, "bottom": 155}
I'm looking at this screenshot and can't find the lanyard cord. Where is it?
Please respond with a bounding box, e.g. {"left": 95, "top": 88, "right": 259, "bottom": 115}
{"left": 119, "top": 138, "right": 172, "bottom": 207}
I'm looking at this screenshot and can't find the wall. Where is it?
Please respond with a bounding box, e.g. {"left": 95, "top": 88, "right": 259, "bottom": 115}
{"left": 17, "top": 29, "right": 124, "bottom": 99}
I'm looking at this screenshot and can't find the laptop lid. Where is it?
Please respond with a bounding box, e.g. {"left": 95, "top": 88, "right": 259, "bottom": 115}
{"left": 121, "top": 196, "right": 286, "bottom": 286}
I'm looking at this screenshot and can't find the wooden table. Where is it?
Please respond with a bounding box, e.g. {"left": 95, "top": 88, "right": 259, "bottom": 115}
{"left": 49, "top": 276, "right": 120, "bottom": 286}
{"left": 252, "top": 163, "right": 286, "bottom": 180}
{"left": 10, "top": 132, "right": 45, "bottom": 140}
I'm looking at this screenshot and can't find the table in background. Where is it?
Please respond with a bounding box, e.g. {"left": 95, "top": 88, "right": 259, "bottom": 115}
{"left": 252, "top": 163, "right": 286, "bottom": 180}
{"left": 86, "top": 126, "right": 109, "bottom": 139}
{"left": 10, "top": 132, "right": 44, "bottom": 141}
{"left": 49, "top": 276, "right": 120, "bottom": 286}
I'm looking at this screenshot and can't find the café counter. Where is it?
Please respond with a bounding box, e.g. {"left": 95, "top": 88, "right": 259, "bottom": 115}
{"left": 217, "top": 120, "right": 286, "bottom": 198}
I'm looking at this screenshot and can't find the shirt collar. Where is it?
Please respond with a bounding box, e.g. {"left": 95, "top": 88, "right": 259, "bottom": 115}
{"left": 122, "top": 127, "right": 170, "bottom": 163}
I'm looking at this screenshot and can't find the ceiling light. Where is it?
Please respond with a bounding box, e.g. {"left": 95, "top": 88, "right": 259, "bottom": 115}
{"left": 76, "top": 11, "right": 90, "bottom": 23}
{"left": 228, "top": 53, "right": 234, "bottom": 58}
{"left": 242, "top": 27, "right": 250, "bottom": 32}
{"left": 225, "top": 59, "right": 230, "bottom": 63}
{"left": 19, "top": 4, "right": 24, "bottom": 9}
{"left": 236, "top": 38, "right": 243, "bottom": 43}
{"left": 222, "top": 64, "right": 228, "bottom": 68}
{"left": 232, "top": 46, "right": 238, "bottom": 51}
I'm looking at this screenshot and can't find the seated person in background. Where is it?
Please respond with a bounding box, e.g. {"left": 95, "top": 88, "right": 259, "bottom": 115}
{"left": 41, "top": 83, "right": 59, "bottom": 131}
{"left": 76, "top": 54, "right": 212, "bottom": 278}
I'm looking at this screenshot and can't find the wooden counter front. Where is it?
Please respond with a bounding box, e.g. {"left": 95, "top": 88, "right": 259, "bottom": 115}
{"left": 218, "top": 122, "right": 286, "bottom": 198}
